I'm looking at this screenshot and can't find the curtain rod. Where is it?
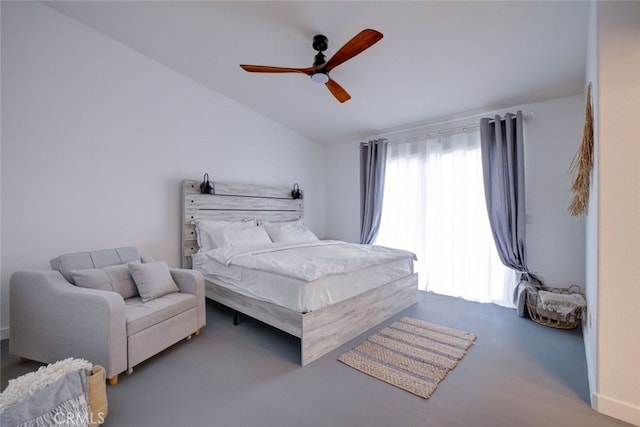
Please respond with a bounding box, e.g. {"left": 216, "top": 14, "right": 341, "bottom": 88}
{"left": 487, "top": 112, "right": 533, "bottom": 124}
{"left": 365, "top": 112, "right": 534, "bottom": 145}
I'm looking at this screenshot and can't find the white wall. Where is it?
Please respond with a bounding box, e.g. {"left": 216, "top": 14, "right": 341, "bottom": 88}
{"left": 325, "top": 94, "right": 586, "bottom": 288}
{"left": 0, "top": 1, "right": 3, "bottom": 344}
{"left": 324, "top": 142, "right": 361, "bottom": 243}
{"left": 523, "top": 95, "right": 586, "bottom": 287}
{"left": 590, "top": 2, "right": 640, "bottom": 425}
{"left": 583, "top": 0, "right": 599, "bottom": 412}
{"left": 0, "top": 2, "right": 326, "bottom": 337}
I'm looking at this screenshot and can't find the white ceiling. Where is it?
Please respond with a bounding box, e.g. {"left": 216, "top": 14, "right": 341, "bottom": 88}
{"left": 45, "top": 1, "right": 590, "bottom": 144}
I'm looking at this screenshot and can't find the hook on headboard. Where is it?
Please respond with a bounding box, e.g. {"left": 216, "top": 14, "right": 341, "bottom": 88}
{"left": 291, "top": 183, "right": 303, "bottom": 200}
{"left": 200, "top": 173, "right": 215, "bottom": 194}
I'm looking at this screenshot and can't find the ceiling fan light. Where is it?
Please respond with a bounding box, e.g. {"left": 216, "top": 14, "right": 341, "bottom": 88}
{"left": 311, "top": 72, "right": 329, "bottom": 84}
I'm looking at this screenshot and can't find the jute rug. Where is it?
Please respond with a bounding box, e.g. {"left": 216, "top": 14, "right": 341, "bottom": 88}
{"left": 338, "top": 317, "right": 476, "bottom": 399}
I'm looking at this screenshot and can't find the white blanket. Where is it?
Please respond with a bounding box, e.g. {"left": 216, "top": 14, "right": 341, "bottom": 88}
{"left": 198, "top": 240, "right": 416, "bottom": 282}
{"left": 538, "top": 290, "right": 586, "bottom": 316}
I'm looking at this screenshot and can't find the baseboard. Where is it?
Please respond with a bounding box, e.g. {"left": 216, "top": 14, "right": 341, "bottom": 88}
{"left": 593, "top": 392, "right": 640, "bottom": 426}
{"left": 1, "top": 326, "right": 9, "bottom": 341}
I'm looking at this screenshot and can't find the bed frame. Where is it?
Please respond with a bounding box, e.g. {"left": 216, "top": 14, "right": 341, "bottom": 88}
{"left": 182, "top": 179, "right": 418, "bottom": 365}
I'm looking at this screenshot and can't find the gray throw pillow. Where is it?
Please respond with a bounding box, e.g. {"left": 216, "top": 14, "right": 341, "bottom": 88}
{"left": 128, "top": 261, "right": 179, "bottom": 302}
{"left": 69, "top": 269, "right": 112, "bottom": 293}
{"left": 103, "top": 264, "right": 139, "bottom": 299}
{"left": 69, "top": 264, "right": 138, "bottom": 299}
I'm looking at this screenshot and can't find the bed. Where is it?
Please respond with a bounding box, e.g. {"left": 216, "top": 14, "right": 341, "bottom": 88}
{"left": 181, "top": 179, "right": 418, "bottom": 365}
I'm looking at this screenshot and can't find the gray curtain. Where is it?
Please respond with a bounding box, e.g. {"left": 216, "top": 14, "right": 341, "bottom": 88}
{"left": 480, "top": 111, "right": 540, "bottom": 314}
{"left": 360, "top": 139, "right": 388, "bottom": 244}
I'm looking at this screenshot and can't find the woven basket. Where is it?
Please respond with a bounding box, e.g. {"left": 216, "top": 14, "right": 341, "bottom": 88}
{"left": 526, "top": 285, "right": 585, "bottom": 329}
{"left": 87, "top": 365, "right": 108, "bottom": 426}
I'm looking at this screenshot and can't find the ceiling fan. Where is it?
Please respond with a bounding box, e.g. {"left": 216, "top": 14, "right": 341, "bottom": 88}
{"left": 239, "top": 29, "right": 383, "bottom": 103}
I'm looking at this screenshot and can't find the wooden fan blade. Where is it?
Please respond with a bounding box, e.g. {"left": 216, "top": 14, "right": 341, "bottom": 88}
{"left": 239, "top": 64, "right": 315, "bottom": 75}
{"left": 323, "top": 29, "right": 383, "bottom": 72}
{"left": 325, "top": 79, "right": 351, "bottom": 103}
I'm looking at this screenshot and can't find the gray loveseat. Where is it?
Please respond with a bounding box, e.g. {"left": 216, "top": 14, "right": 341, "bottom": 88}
{"left": 9, "top": 247, "right": 206, "bottom": 385}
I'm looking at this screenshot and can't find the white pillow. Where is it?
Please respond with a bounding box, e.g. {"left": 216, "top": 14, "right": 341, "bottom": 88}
{"left": 261, "top": 220, "right": 301, "bottom": 236}
{"left": 128, "top": 261, "right": 180, "bottom": 302}
{"left": 219, "top": 225, "right": 272, "bottom": 248}
{"left": 264, "top": 221, "right": 318, "bottom": 243}
{"left": 193, "top": 219, "right": 256, "bottom": 252}
{"left": 193, "top": 220, "right": 231, "bottom": 252}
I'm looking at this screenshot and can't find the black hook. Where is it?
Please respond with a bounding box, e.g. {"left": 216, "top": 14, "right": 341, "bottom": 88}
{"left": 291, "top": 183, "right": 303, "bottom": 199}
{"left": 200, "top": 173, "right": 215, "bottom": 194}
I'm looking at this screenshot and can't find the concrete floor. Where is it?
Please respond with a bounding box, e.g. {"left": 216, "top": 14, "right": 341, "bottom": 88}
{"left": 1, "top": 291, "right": 631, "bottom": 427}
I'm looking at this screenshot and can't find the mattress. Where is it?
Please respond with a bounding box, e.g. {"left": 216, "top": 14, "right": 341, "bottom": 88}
{"left": 193, "top": 254, "right": 414, "bottom": 313}
{"left": 200, "top": 258, "right": 413, "bottom": 313}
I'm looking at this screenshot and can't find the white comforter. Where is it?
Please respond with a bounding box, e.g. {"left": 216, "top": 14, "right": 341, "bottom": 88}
{"left": 196, "top": 240, "right": 416, "bottom": 282}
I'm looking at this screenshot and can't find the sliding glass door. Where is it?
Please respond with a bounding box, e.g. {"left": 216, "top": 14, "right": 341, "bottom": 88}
{"left": 376, "top": 128, "right": 515, "bottom": 307}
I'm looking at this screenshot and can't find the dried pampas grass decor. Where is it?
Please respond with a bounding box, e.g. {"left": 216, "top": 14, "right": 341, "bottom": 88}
{"left": 568, "top": 82, "right": 594, "bottom": 216}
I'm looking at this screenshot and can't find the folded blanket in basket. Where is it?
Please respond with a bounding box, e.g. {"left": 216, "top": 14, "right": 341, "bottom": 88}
{"left": 538, "top": 290, "right": 586, "bottom": 316}
{"left": 0, "top": 358, "right": 94, "bottom": 427}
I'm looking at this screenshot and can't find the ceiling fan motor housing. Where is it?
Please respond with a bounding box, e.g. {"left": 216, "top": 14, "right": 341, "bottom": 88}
{"left": 311, "top": 34, "right": 329, "bottom": 83}
{"left": 313, "top": 52, "right": 326, "bottom": 67}
{"left": 312, "top": 35, "right": 328, "bottom": 67}
{"left": 312, "top": 34, "right": 328, "bottom": 52}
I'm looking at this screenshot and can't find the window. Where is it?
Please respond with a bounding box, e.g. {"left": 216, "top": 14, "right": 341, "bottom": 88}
{"left": 376, "top": 127, "right": 515, "bottom": 307}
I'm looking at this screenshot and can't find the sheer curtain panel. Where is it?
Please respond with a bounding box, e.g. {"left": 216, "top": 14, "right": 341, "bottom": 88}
{"left": 376, "top": 127, "right": 515, "bottom": 308}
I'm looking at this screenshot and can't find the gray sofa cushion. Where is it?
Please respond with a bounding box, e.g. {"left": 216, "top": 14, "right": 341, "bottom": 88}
{"left": 51, "top": 247, "right": 140, "bottom": 283}
{"left": 68, "top": 264, "right": 139, "bottom": 299}
{"left": 128, "top": 261, "right": 179, "bottom": 302}
{"left": 105, "top": 264, "right": 139, "bottom": 299}
{"left": 69, "top": 269, "right": 113, "bottom": 293}
{"left": 125, "top": 293, "right": 197, "bottom": 336}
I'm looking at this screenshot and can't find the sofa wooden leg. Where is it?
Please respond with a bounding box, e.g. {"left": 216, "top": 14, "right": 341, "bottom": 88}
{"left": 19, "top": 357, "right": 28, "bottom": 363}
{"left": 194, "top": 329, "right": 200, "bottom": 336}
{"left": 108, "top": 375, "right": 119, "bottom": 386}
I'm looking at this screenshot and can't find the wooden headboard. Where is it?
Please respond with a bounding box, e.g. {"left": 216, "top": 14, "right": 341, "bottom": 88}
{"left": 181, "top": 180, "right": 304, "bottom": 268}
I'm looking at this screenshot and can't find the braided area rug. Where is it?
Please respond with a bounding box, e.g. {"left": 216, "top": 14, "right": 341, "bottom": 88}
{"left": 338, "top": 317, "right": 476, "bottom": 399}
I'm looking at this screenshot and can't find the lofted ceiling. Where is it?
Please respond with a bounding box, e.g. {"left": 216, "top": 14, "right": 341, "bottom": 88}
{"left": 45, "top": 1, "right": 590, "bottom": 145}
